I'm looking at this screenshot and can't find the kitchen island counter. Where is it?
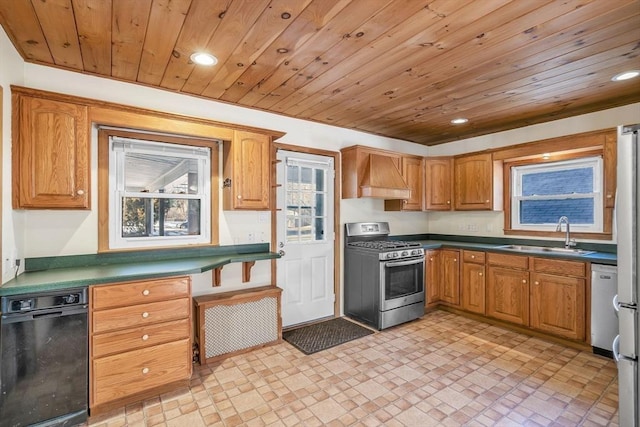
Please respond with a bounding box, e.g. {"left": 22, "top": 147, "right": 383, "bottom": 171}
{"left": 0, "top": 244, "right": 279, "bottom": 296}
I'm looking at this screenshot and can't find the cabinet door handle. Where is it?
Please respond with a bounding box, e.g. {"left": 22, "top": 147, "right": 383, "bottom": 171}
{"left": 485, "top": 199, "right": 490, "bottom": 203}
{"left": 522, "top": 280, "right": 527, "bottom": 284}
{"left": 237, "top": 195, "right": 242, "bottom": 199}
{"left": 142, "top": 312, "right": 149, "bottom": 318}
{"left": 142, "top": 289, "right": 150, "bottom": 296}
{"left": 479, "top": 272, "right": 483, "bottom": 276}
{"left": 534, "top": 281, "right": 539, "bottom": 285}
{"left": 446, "top": 200, "right": 450, "bottom": 204}
{"left": 76, "top": 189, "right": 85, "bottom": 196}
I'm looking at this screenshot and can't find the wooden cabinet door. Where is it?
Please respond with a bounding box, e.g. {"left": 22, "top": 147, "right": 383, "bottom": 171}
{"left": 440, "top": 250, "right": 460, "bottom": 305}
{"left": 424, "top": 157, "right": 453, "bottom": 210}
{"left": 462, "top": 262, "right": 485, "bottom": 314}
{"left": 425, "top": 250, "right": 440, "bottom": 306}
{"left": 223, "top": 130, "right": 270, "bottom": 210}
{"left": 530, "top": 272, "right": 586, "bottom": 340}
{"left": 13, "top": 96, "right": 89, "bottom": 208}
{"left": 454, "top": 153, "right": 492, "bottom": 210}
{"left": 486, "top": 266, "right": 529, "bottom": 325}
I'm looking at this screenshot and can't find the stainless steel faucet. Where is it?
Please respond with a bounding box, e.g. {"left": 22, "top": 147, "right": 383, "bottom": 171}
{"left": 556, "top": 216, "right": 576, "bottom": 248}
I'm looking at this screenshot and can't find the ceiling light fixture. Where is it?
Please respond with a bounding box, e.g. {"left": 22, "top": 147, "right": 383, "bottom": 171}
{"left": 450, "top": 118, "right": 468, "bottom": 125}
{"left": 190, "top": 52, "right": 218, "bottom": 66}
{"left": 611, "top": 70, "right": 640, "bottom": 81}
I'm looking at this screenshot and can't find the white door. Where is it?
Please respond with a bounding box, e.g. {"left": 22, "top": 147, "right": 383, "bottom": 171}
{"left": 276, "top": 150, "right": 335, "bottom": 327}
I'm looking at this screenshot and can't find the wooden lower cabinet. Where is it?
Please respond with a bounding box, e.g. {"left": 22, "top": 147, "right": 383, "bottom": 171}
{"left": 425, "top": 250, "right": 441, "bottom": 307}
{"left": 89, "top": 276, "right": 192, "bottom": 413}
{"left": 530, "top": 269, "right": 586, "bottom": 341}
{"left": 440, "top": 250, "right": 460, "bottom": 306}
{"left": 486, "top": 264, "right": 529, "bottom": 326}
{"left": 461, "top": 251, "right": 485, "bottom": 314}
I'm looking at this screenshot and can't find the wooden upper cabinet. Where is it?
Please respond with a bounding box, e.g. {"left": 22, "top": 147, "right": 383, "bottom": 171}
{"left": 385, "top": 156, "right": 424, "bottom": 211}
{"left": 454, "top": 152, "right": 499, "bottom": 211}
{"left": 424, "top": 157, "right": 453, "bottom": 211}
{"left": 603, "top": 132, "right": 617, "bottom": 208}
{"left": 12, "top": 94, "right": 90, "bottom": 209}
{"left": 223, "top": 130, "right": 271, "bottom": 210}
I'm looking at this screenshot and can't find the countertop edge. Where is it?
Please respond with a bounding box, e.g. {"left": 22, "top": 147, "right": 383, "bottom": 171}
{"left": 0, "top": 252, "right": 280, "bottom": 297}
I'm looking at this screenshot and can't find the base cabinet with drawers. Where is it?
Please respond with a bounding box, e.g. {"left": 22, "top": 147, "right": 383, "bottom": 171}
{"left": 89, "top": 276, "right": 192, "bottom": 413}
{"left": 430, "top": 248, "right": 590, "bottom": 345}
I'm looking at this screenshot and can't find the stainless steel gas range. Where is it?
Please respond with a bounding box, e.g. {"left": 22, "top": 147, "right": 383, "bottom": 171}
{"left": 344, "top": 222, "right": 425, "bottom": 330}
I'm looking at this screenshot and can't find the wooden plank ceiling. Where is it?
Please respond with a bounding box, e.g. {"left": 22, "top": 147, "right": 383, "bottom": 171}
{"left": 1, "top": 0, "right": 639, "bottom": 146}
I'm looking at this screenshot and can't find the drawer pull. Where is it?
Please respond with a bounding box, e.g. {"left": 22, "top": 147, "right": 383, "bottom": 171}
{"left": 142, "top": 312, "right": 149, "bottom": 318}
{"left": 142, "top": 334, "right": 149, "bottom": 341}
{"left": 471, "top": 255, "right": 475, "bottom": 259}
{"left": 142, "top": 289, "right": 150, "bottom": 296}
{"left": 142, "top": 367, "right": 149, "bottom": 374}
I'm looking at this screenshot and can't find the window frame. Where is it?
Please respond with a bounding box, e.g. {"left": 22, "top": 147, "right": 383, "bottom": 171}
{"left": 98, "top": 128, "right": 219, "bottom": 252}
{"left": 510, "top": 156, "right": 604, "bottom": 233}
{"left": 503, "top": 147, "right": 613, "bottom": 240}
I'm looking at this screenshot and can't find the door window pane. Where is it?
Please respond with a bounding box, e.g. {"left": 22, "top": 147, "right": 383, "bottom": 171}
{"left": 285, "top": 162, "right": 328, "bottom": 243}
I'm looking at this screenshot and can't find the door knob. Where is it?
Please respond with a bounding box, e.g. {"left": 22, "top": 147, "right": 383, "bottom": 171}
{"left": 278, "top": 250, "right": 286, "bottom": 257}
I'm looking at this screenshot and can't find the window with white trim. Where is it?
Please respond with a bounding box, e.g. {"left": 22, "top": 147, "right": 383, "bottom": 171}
{"left": 109, "top": 136, "right": 211, "bottom": 249}
{"left": 511, "top": 156, "right": 603, "bottom": 232}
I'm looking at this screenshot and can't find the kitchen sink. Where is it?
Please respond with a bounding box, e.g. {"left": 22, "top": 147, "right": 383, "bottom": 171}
{"left": 497, "top": 244, "right": 595, "bottom": 256}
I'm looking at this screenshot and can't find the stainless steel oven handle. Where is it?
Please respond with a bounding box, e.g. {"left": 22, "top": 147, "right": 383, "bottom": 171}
{"left": 383, "top": 257, "right": 424, "bottom": 268}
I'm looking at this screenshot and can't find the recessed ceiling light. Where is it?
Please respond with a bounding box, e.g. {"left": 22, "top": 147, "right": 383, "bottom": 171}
{"left": 542, "top": 153, "right": 551, "bottom": 160}
{"left": 450, "top": 118, "right": 468, "bottom": 125}
{"left": 190, "top": 52, "right": 218, "bottom": 66}
{"left": 611, "top": 70, "right": 640, "bottom": 81}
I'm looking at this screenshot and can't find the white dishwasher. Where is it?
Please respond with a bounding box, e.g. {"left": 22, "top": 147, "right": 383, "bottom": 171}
{"left": 591, "top": 264, "right": 618, "bottom": 358}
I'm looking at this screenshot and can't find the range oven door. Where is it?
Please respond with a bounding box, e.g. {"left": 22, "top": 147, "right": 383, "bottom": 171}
{"left": 379, "top": 257, "right": 425, "bottom": 311}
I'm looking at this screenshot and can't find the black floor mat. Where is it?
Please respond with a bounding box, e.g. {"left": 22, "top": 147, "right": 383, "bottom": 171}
{"left": 283, "top": 317, "right": 375, "bottom": 355}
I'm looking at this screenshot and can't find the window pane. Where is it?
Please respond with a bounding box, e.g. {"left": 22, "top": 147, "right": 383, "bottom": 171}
{"left": 315, "top": 218, "right": 325, "bottom": 240}
{"left": 122, "top": 197, "right": 201, "bottom": 237}
{"left": 315, "top": 169, "right": 325, "bottom": 191}
{"left": 287, "top": 166, "right": 299, "bottom": 190}
{"left": 125, "top": 153, "right": 199, "bottom": 194}
{"left": 522, "top": 167, "right": 593, "bottom": 196}
{"left": 315, "top": 194, "right": 325, "bottom": 216}
{"left": 301, "top": 167, "right": 312, "bottom": 184}
{"left": 520, "top": 198, "right": 594, "bottom": 224}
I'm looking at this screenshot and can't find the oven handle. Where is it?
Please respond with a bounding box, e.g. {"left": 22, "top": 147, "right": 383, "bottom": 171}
{"left": 383, "top": 257, "right": 424, "bottom": 268}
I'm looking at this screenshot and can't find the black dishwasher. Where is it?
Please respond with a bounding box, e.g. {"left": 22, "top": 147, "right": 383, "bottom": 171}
{"left": 0, "top": 288, "right": 88, "bottom": 427}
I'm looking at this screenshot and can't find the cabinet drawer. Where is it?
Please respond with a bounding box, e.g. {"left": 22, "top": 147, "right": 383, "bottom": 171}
{"left": 92, "top": 277, "right": 190, "bottom": 310}
{"left": 487, "top": 252, "right": 528, "bottom": 269}
{"left": 92, "top": 318, "right": 190, "bottom": 358}
{"left": 463, "top": 250, "right": 485, "bottom": 264}
{"left": 92, "top": 298, "right": 190, "bottom": 333}
{"left": 532, "top": 257, "right": 586, "bottom": 277}
{"left": 92, "top": 339, "right": 191, "bottom": 406}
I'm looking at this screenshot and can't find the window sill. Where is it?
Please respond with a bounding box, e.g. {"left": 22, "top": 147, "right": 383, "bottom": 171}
{"left": 503, "top": 229, "right": 612, "bottom": 240}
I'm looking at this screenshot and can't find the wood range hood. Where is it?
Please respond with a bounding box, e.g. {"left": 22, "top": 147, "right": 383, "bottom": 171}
{"left": 358, "top": 153, "right": 410, "bottom": 200}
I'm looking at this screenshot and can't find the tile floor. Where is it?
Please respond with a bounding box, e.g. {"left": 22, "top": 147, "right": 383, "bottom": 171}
{"left": 87, "top": 310, "right": 619, "bottom": 427}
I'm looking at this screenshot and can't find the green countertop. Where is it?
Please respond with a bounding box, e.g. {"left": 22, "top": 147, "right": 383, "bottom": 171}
{"left": 404, "top": 238, "right": 617, "bottom": 265}
{"left": 0, "top": 245, "right": 279, "bottom": 296}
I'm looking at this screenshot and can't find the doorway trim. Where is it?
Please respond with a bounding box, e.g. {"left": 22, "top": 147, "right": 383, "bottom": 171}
{"left": 271, "top": 142, "right": 341, "bottom": 320}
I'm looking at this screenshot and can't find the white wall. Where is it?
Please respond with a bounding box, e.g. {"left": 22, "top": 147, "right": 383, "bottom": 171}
{"left": 0, "top": 28, "right": 25, "bottom": 283}
{"left": 426, "top": 103, "right": 640, "bottom": 242}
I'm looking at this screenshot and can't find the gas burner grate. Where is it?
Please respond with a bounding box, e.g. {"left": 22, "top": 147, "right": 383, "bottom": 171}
{"left": 347, "top": 240, "right": 421, "bottom": 251}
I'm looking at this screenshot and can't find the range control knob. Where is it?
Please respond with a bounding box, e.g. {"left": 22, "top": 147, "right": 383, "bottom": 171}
{"left": 412, "top": 249, "right": 421, "bottom": 256}
{"left": 401, "top": 251, "right": 408, "bottom": 257}
{"left": 64, "top": 294, "right": 77, "bottom": 304}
